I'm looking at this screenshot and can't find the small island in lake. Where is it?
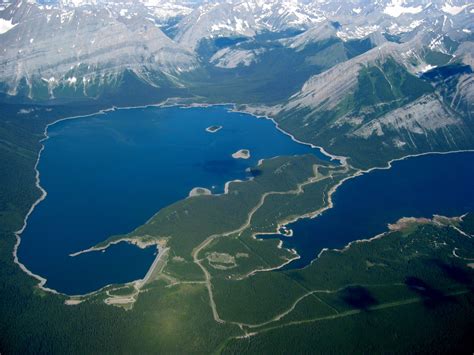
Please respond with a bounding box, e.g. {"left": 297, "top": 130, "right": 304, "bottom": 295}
{"left": 206, "top": 125, "right": 222, "bottom": 133}
{"left": 232, "top": 149, "right": 251, "bottom": 159}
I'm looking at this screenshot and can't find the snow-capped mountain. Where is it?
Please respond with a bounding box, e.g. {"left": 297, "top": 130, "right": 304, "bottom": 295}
{"left": 0, "top": 0, "right": 198, "bottom": 97}
{"left": 243, "top": 26, "right": 474, "bottom": 168}
{"left": 0, "top": 0, "right": 472, "bottom": 99}
{"left": 32, "top": 0, "right": 201, "bottom": 23}
{"left": 173, "top": 0, "right": 473, "bottom": 50}
{"left": 174, "top": 0, "right": 326, "bottom": 50}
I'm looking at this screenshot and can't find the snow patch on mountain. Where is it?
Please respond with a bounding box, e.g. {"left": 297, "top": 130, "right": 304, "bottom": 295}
{"left": 441, "top": 2, "right": 469, "bottom": 15}
{"left": 337, "top": 25, "right": 379, "bottom": 41}
{"left": 140, "top": 0, "right": 194, "bottom": 22}
{"left": 30, "top": 0, "right": 195, "bottom": 23}
{"left": 0, "top": 18, "right": 16, "bottom": 34}
{"left": 60, "top": 0, "right": 98, "bottom": 7}
{"left": 387, "top": 19, "right": 424, "bottom": 34}
{"left": 383, "top": 0, "right": 423, "bottom": 17}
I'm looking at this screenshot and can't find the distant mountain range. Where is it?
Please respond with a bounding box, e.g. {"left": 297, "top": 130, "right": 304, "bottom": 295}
{"left": 0, "top": 0, "right": 472, "bottom": 99}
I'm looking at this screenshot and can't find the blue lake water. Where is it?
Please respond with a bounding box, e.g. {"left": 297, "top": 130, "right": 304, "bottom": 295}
{"left": 260, "top": 152, "right": 474, "bottom": 269}
{"left": 18, "top": 105, "right": 322, "bottom": 295}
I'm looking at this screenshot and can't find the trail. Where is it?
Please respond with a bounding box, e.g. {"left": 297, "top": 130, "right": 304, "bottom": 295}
{"left": 240, "top": 289, "right": 470, "bottom": 337}
{"left": 192, "top": 164, "right": 349, "bottom": 325}
{"left": 212, "top": 288, "right": 472, "bottom": 353}
{"left": 217, "top": 282, "right": 405, "bottom": 330}
{"left": 192, "top": 156, "right": 474, "bottom": 340}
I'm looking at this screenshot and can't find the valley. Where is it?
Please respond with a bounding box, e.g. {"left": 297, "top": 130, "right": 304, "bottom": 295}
{"left": 0, "top": 0, "right": 473, "bottom": 353}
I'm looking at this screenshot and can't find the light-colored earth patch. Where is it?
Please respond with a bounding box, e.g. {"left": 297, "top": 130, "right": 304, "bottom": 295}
{"left": 207, "top": 252, "right": 237, "bottom": 270}
{"left": 280, "top": 226, "right": 294, "bottom": 237}
{"left": 189, "top": 187, "right": 212, "bottom": 197}
{"left": 64, "top": 299, "right": 84, "bottom": 306}
{"left": 366, "top": 260, "right": 387, "bottom": 268}
{"left": 104, "top": 296, "right": 135, "bottom": 306}
{"left": 388, "top": 217, "right": 432, "bottom": 231}
{"left": 232, "top": 149, "right": 250, "bottom": 160}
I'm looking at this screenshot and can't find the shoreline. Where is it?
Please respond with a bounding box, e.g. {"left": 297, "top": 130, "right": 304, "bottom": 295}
{"left": 13, "top": 96, "right": 474, "bottom": 297}
{"left": 206, "top": 125, "right": 223, "bottom": 133}
{"left": 69, "top": 238, "right": 161, "bottom": 257}
{"left": 189, "top": 187, "right": 212, "bottom": 198}
{"left": 11, "top": 99, "right": 195, "bottom": 298}
{"left": 229, "top": 106, "right": 347, "bottom": 166}
{"left": 322, "top": 213, "right": 470, "bottom": 258}
{"left": 66, "top": 244, "right": 168, "bottom": 304}
{"left": 263, "top": 149, "right": 474, "bottom": 272}
{"left": 232, "top": 149, "right": 251, "bottom": 160}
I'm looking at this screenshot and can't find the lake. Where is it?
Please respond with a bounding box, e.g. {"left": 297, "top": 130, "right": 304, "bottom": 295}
{"left": 260, "top": 151, "right": 474, "bottom": 269}
{"left": 17, "top": 105, "right": 323, "bottom": 295}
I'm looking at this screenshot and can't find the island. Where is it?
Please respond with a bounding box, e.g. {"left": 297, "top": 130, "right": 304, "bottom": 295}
{"left": 206, "top": 125, "right": 222, "bottom": 133}
{"left": 232, "top": 149, "right": 251, "bottom": 159}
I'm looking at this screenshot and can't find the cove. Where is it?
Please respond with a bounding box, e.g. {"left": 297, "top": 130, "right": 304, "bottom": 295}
{"left": 18, "top": 105, "right": 325, "bottom": 295}
{"left": 261, "top": 151, "right": 474, "bottom": 269}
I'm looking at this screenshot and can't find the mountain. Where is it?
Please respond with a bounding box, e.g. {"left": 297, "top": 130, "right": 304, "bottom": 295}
{"left": 0, "top": 0, "right": 198, "bottom": 99}
{"left": 174, "top": 0, "right": 325, "bottom": 50}
{"left": 247, "top": 30, "right": 474, "bottom": 168}
{"left": 32, "top": 0, "right": 200, "bottom": 24}
{"left": 0, "top": 0, "right": 472, "bottom": 103}
{"left": 173, "top": 0, "right": 474, "bottom": 50}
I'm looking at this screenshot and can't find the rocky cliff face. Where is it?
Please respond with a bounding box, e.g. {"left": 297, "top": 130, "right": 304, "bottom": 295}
{"left": 0, "top": 0, "right": 198, "bottom": 97}
{"left": 248, "top": 27, "right": 474, "bottom": 167}
{"left": 351, "top": 94, "right": 460, "bottom": 140}
{"left": 0, "top": 0, "right": 472, "bottom": 103}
